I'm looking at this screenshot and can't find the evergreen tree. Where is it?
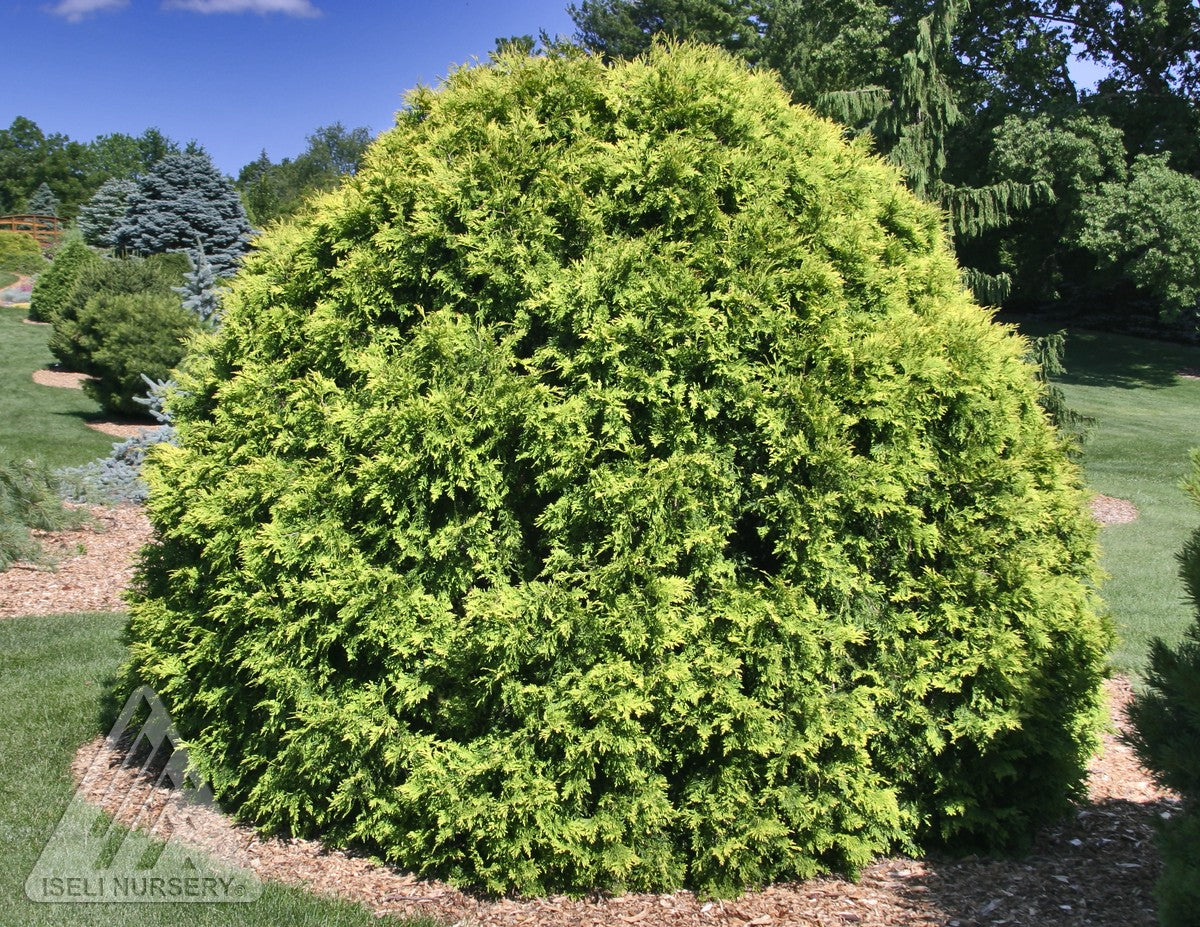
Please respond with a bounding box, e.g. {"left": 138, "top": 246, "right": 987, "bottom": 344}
{"left": 1128, "top": 450, "right": 1200, "bottom": 926}
{"left": 76, "top": 178, "right": 137, "bottom": 248}
{"left": 569, "top": 0, "right": 763, "bottom": 58}
{"left": 126, "top": 45, "right": 1108, "bottom": 897}
{"left": 112, "top": 152, "right": 252, "bottom": 277}
{"left": 173, "top": 242, "right": 222, "bottom": 328}
{"left": 26, "top": 181, "right": 60, "bottom": 217}
{"left": 28, "top": 234, "right": 101, "bottom": 323}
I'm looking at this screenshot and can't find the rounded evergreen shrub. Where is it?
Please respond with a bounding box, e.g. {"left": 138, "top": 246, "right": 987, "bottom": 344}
{"left": 28, "top": 235, "right": 101, "bottom": 323}
{"left": 49, "top": 254, "right": 185, "bottom": 373}
{"left": 0, "top": 230, "right": 47, "bottom": 275}
{"left": 126, "top": 45, "right": 1111, "bottom": 897}
{"left": 76, "top": 290, "right": 198, "bottom": 416}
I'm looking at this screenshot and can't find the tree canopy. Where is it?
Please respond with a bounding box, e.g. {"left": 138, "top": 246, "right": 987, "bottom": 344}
{"left": 567, "top": 0, "right": 1200, "bottom": 324}
{"left": 234, "top": 122, "right": 372, "bottom": 227}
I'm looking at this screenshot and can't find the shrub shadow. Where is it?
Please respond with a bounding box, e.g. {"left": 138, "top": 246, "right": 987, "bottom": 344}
{"left": 893, "top": 796, "right": 1175, "bottom": 927}
{"left": 1053, "top": 328, "right": 1198, "bottom": 391}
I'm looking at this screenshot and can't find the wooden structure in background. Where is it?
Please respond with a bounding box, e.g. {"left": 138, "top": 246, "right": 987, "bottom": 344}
{"left": 0, "top": 214, "right": 64, "bottom": 249}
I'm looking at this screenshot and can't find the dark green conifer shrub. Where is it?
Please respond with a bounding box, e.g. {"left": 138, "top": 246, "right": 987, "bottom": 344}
{"left": 28, "top": 235, "right": 100, "bottom": 323}
{"left": 1128, "top": 450, "right": 1200, "bottom": 927}
{"left": 75, "top": 291, "right": 199, "bottom": 417}
{"left": 125, "top": 45, "right": 1111, "bottom": 897}
{"left": 49, "top": 254, "right": 185, "bottom": 373}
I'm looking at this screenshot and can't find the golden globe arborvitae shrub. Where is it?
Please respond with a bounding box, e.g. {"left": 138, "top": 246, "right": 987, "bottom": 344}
{"left": 126, "top": 44, "right": 1112, "bottom": 897}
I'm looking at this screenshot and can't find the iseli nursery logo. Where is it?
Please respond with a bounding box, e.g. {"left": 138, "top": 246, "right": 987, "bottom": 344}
{"left": 25, "top": 686, "right": 261, "bottom": 903}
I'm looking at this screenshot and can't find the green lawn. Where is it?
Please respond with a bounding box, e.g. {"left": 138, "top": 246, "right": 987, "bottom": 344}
{"left": 0, "top": 613, "right": 430, "bottom": 927}
{"left": 0, "top": 271, "right": 18, "bottom": 289}
{"left": 0, "top": 306, "right": 115, "bottom": 468}
{"left": 1054, "top": 329, "right": 1200, "bottom": 675}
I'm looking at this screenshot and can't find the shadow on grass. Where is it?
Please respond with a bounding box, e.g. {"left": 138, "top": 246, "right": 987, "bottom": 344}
{"left": 1052, "top": 330, "right": 1197, "bottom": 391}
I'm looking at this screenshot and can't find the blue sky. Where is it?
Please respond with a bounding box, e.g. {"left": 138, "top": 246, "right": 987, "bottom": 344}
{"left": 6, "top": 0, "right": 1109, "bottom": 180}
{"left": 3, "top": 0, "right": 580, "bottom": 176}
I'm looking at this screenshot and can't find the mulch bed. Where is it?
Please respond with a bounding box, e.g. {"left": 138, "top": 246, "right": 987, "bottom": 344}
{"left": 0, "top": 505, "right": 151, "bottom": 617}
{"left": 1090, "top": 495, "right": 1139, "bottom": 526}
{"left": 70, "top": 677, "right": 1176, "bottom": 927}
{"left": 32, "top": 368, "right": 93, "bottom": 389}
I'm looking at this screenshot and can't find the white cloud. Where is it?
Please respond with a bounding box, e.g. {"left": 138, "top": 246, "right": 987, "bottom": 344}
{"left": 45, "top": 0, "right": 129, "bottom": 22}
{"left": 162, "top": 0, "right": 321, "bottom": 15}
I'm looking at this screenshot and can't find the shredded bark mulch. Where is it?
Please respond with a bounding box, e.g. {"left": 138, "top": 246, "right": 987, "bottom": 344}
{"left": 84, "top": 420, "right": 160, "bottom": 438}
{"left": 31, "top": 368, "right": 94, "bottom": 389}
{"left": 70, "top": 679, "right": 1176, "bottom": 927}
{"left": 0, "top": 505, "right": 151, "bottom": 617}
{"left": 1090, "top": 495, "right": 1138, "bottom": 526}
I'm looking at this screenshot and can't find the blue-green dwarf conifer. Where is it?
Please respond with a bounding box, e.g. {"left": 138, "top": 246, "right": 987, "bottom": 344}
{"left": 112, "top": 152, "right": 251, "bottom": 277}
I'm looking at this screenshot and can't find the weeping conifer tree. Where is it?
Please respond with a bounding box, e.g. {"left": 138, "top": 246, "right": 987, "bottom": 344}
{"left": 817, "top": 0, "right": 1049, "bottom": 305}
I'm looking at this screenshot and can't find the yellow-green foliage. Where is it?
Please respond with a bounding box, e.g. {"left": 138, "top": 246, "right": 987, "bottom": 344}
{"left": 0, "top": 230, "right": 47, "bottom": 275}
{"left": 126, "top": 45, "right": 1111, "bottom": 897}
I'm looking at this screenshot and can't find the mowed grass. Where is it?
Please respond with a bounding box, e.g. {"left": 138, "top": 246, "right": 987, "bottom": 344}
{"left": 0, "top": 613, "right": 431, "bottom": 927}
{"left": 0, "top": 305, "right": 115, "bottom": 468}
{"left": 1054, "top": 328, "right": 1200, "bottom": 676}
{"left": 0, "top": 271, "right": 18, "bottom": 288}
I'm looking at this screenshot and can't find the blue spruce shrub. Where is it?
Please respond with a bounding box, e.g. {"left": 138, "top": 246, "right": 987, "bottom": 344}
{"left": 77, "top": 178, "right": 137, "bottom": 249}
{"left": 58, "top": 377, "right": 177, "bottom": 505}
{"left": 125, "top": 46, "right": 1111, "bottom": 897}
{"left": 58, "top": 426, "right": 175, "bottom": 505}
{"left": 26, "top": 181, "right": 60, "bottom": 217}
{"left": 112, "top": 152, "right": 252, "bottom": 278}
{"left": 173, "top": 244, "right": 223, "bottom": 328}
